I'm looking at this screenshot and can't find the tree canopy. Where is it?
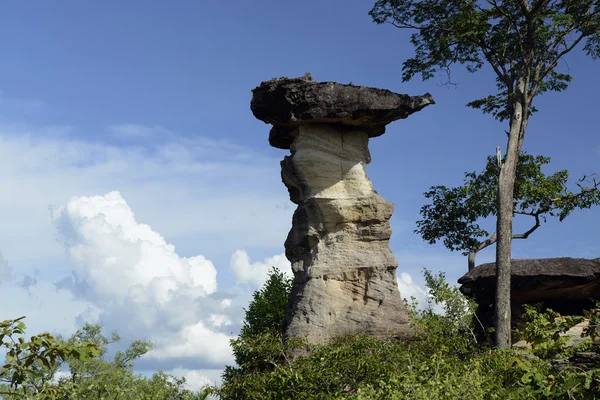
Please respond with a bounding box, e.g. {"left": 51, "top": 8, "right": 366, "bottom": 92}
{"left": 370, "top": 0, "right": 600, "bottom": 348}
{"left": 370, "top": 0, "right": 600, "bottom": 117}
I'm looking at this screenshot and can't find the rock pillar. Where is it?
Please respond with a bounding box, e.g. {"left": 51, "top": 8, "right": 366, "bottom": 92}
{"left": 251, "top": 76, "right": 434, "bottom": 344}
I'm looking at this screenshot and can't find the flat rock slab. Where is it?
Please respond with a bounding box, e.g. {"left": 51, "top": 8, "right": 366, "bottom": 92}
{"left": 251, "top": 76, "right": 434, "bottom": 149}
{"left": 459, "top": 257, "right": 600, "bottom": 304}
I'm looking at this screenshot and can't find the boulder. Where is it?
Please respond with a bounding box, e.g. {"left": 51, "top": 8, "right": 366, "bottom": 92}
{"left": 251, "top": 76, "right": 434, "bottom": 344}
{"left": 459, "top": 257, "right": 600, "bottom": 305}
{"left": 458, "top": 257, "right": 600, "bottom": 338}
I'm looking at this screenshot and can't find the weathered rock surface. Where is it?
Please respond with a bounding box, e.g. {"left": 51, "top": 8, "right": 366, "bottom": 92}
{"left": 251, "top": 76, "right": 433, "bottom": 344}
{"left": 251, "top": 76, "right": 434, "bottom": 149}
{"left": 459, "top": 257, "right": 600, "bottom": 305}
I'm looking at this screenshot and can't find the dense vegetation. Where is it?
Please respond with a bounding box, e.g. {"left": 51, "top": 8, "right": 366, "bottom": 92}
{"left": 3, "top": 272, "right": 600, "bottom": 399}
{"left": 213, "top": 268, "right": 600, "bottom": 399}
{"left": 0, "top": 318, "right": 210, "bottom": 399}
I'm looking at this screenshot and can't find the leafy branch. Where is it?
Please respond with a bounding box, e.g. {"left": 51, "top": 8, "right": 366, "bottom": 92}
{"left": 415, "top": 152, "right": 600, "bottom": 271}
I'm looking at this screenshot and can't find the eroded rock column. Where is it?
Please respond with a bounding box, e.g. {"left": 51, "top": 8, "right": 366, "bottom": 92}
{"left": 251, "top": 76, "right": 434, "bottom": 344}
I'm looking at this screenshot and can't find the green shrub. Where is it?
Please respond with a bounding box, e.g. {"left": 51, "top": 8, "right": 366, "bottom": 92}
{"left": 0, "top": 319, "right": 210, "bottom": 399}
{"left": 214, "top": 268, "right": 600, "bottom": 399}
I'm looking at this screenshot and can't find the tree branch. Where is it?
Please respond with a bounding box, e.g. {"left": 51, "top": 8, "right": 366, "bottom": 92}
{"left": 478, "top": 39, "right": 510, "bottom": 85}
{"left": 530, "top": 0, "right": 551, "bottom": 16}
{"left": 475, "top": 231, "right": 498, "bottom": 253}
{"left": 485, "top": 0, "right": 526, "bottom": 56}
{"left": 513, "top": 213, "right": 541, "bottom": 239}
{"left": 548, "top": 174, "right": 600, "bottom": 203}
{"left": 517, "top": 0, "right": 531, "bottom": 16}
{"left": 538, "top": 6, "right": 600, "bottom": 85}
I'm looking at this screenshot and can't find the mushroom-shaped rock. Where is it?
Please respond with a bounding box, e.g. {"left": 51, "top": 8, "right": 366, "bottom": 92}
{"left": 251, "top": 76, "right": 434, "bottom": 345}
{"left": 251, "top": 76, "right": 434, "bottom": 149}
{"left": 459, "top": 257, "right": 600, "bottom": 336}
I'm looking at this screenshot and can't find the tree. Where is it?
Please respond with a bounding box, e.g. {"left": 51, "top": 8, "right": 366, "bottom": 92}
{"left": 56, "top": 323, "right": 210, "bottom": 399}
{"left": 0, "top": 318, "right": 209, "bottom": 399}
{"left": 370, "top": 0, "right": 600, "bottom": 348}
{"left": 220, "top": 267, "right": 295, "bottom": 396}
{"left": 416, "top": 152, "right": 600, "bottom": 271}
{"left": 240, "top": 267, "right": 293, "bottom": 338}
{"left": 0, "top": 317, "right": 100, "bottom": 399}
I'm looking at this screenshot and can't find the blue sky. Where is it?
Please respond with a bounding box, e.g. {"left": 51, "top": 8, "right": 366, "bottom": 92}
{"left": 0, "top": 0, "right": 599, "bottom": 389}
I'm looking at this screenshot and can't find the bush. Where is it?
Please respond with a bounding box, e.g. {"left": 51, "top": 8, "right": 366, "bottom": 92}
{"left": 214, "top": 268, "right": 600, "bottom": 399}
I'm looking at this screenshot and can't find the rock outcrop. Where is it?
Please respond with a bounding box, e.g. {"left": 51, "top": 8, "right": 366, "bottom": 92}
{"left": 458, "top": 257, "right": 600, "bottom": 337}
{"left": 251, "top": 76, "right": 434, "bottom": 344}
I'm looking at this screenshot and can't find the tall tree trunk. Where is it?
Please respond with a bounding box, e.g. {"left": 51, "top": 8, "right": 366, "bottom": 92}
{"left": 468, "top": 250, "right": 476, "bottom": 271}
{"left": 494, "top": 81, "right": 527, "bottom": 349}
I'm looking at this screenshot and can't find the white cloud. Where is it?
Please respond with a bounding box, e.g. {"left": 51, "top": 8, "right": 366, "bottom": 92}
{"left": 168, "top": 368, "right": 223, "bottom": 390}
{"left": 397, "top": 271, "right": 429, "bottom": 307}
{"left": 230, "top": 250, "right": 291, "bottom": 287}
{"left": 220, "top": 299, "right": 232, "bottom": 308}
{"left": 51, "top": 190, "right": 234, "bottom": 367}
{"left": 0, "top": 125, "right": 292, "bottom": 264}
{"left": 209, "top": 314, "right": 232, "bottom": 328}
{"left": 0, "top": 252, "right": 11, "bottom": 282}
{"left": 397, "top": 271, "right": 444, "bottom": 314}
{"left": 147, "top": 321, "right": 234, "bottom": 365}
{"left": 51, "top": 191, "right": 218, "bottom": 303}
{"left": 50, "top": 370, "right": 72, "bottom": 384}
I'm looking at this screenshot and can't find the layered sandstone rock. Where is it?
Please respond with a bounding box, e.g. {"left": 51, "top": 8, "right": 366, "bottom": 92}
{"left": 251, "top": 76, "right": 434, "bottom": 344}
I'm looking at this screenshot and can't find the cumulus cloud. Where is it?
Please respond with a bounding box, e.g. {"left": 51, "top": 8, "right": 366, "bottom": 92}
{"left": 51, "top": 191, "right": 218, "bottom": 303}
{"left": 397, "top": 272, "right": 429, "bottom": 306}
{"left": 0, "top": 125, "right": 292, "bottom": 264}
{"left": 230, "top": 250, "right": 291, "bottom": 287}
{"left": 51, "top": 191, "right": 234, "bottom": 368}
{"left": 168, "top": 368, "right": 223, "bottom": 390}
{"left": 146, "top": 321, "right": 234, "bottom": 365}
{"left": 397, "top": 271, "right": 444, "bottom": 314}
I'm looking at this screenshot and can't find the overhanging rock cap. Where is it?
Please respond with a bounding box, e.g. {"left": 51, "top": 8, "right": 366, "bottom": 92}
{"left": 251, "top": 76, "right": 435, "bottom": 149}
{"left": 458, "top": 257, "right": 600, "bottom": 303}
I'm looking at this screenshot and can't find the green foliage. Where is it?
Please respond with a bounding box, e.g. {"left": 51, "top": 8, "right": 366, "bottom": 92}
{"left": 221, "top": 267, "right": 298, "bottom": 388}
{"left": 415, "top": 151, "right": 600, "bottom": 261}
{"left": 240, "top": 267, "right": 293, "bottom": 338}
{"left": 370, "top": 0, "right": 600, "bottom": 349}
{"left": 0, "top": 317, "right": 100, "bottom": 399}
{"left": 216, "top": 268, "right": 600, "bottom": 399}
{"left": 405, "top": 269, "right": 481, "bottom": 355}
{"left": 219, "top": 332, "right": 524, "bottom": 400}
{"left": 0, "top": 319, "right": 209, "bottom": 399}
{"left": 514, "top": 304, "right": 591, "bottom": 359}
{"left": 369, "top": 0, "right": 600, "bottom": 120}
